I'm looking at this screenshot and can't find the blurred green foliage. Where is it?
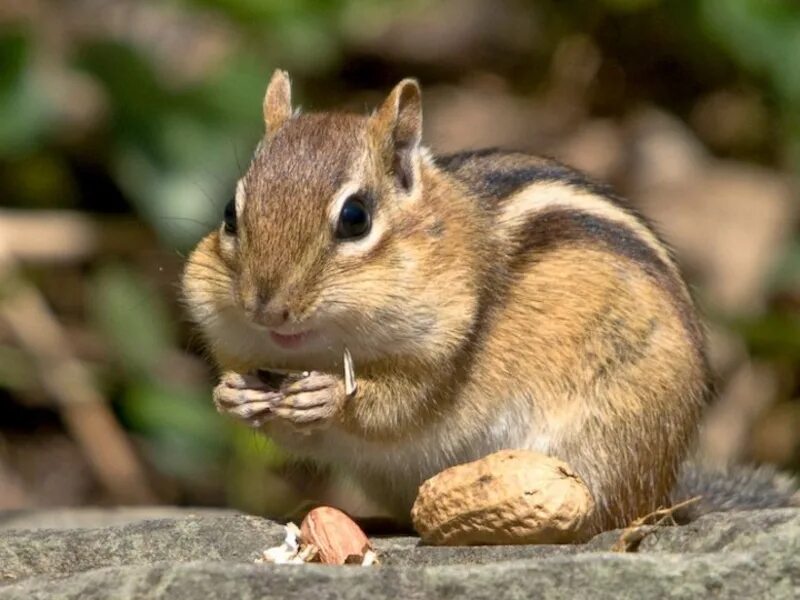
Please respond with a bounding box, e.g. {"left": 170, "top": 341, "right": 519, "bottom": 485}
{"left": 0, "top": 31, "right": 52, "bottom": 154}
{"left": 701, "top": 0, "right": 800, "bottom": 168}
{"left": 91, "top": 265, "right": 229, "bottom": 480}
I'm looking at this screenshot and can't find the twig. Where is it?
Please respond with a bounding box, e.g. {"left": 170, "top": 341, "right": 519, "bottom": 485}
{"left": 611, "top": 496, "right": 701, "bottom": 552}
{"left": 0, "top": 253, "right": 156, "bottom": 503}
{"left": 0, "top": 209, "right": 153, "bottom": 264}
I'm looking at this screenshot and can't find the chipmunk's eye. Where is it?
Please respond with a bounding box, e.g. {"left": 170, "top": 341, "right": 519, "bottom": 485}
{"left": 336, "top": 195, "right": 371, "bottom": 240}
{"left": 223, "top": 197, "right": 237, "bottom": 235}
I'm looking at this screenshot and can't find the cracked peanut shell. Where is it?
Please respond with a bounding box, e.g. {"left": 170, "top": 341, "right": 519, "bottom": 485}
{"left": 300, "top": 506, "right": 373, "bottom": 565}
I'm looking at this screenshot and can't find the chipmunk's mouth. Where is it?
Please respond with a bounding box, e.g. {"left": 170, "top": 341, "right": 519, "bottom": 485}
{"left": 269, "top": 330, "right": 315, "bottom": 350}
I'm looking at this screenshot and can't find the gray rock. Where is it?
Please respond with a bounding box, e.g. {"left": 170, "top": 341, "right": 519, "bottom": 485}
{"left": 586, "top": 507, "right": 800, "bottom": 553}
{"left": 372, "top": 536, "right": 581, "bottom": 565}
{"left": 1, "top": 553, "right": 798, "bottom": 600}
{"left": 0, "top": 515, "right": 284, "bottom": 581}
{"left": 0, "top": 507, "right": 797, "bottom": 599}
{"left": 0, "top": 507, "right": 240, "bottom": 532}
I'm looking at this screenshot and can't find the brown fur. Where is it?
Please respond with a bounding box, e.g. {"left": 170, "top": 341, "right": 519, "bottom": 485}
{"left": 182, "top": 72, "right": 710, "bottom": 534}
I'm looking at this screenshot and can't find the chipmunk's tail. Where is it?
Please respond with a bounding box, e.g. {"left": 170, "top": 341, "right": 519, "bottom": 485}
{"left": 670, "top": 462, "right": 800, "bottom": 523}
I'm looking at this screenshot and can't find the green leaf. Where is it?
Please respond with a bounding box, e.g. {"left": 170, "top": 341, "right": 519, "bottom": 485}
{"left": 600, "top": 0, "right": 662, "bottom": 13}
{"left": 700, "top": 0, "right": 800, "bottom": 104}
{"left": 90, "top": 264, "right": 175, "bottom": 376}
{"left": 730, "top": 311, "right": 800, "bottom": 360}
{"left": 0, "top": 29, "right": 52, "bottom": 155}
{"left": 769, "top": 238, "right": 800, "bottom": 294}
{"left": 118, "top": 379, "right": 228, "bottom": 478}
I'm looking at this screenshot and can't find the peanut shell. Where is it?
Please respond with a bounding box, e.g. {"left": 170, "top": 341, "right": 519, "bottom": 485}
{"left": 300, "top": 506, "right": 372, "bottom": 565}
{"left": 411, "top": 449, "right": 595, "bottom": 545}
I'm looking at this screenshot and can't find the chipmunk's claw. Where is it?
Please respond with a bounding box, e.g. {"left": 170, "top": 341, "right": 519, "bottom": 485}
{"left": 213, "top": 372, "right": 281, "bottom": 428}
{"left": 273, "top": 371, "right": 345, "bottom": 431}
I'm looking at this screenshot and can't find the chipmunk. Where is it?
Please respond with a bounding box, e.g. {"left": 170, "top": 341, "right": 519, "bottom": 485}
{"left": 182, "top": 70, "right": 798, "bottom": 534}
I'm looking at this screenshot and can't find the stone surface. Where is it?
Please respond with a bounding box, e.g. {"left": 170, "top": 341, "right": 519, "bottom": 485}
{"left": 0, "top": 507, "right": 798, "bottom": 599}
{"left": 0, "top": 507, "right": 239, "bottom": 532}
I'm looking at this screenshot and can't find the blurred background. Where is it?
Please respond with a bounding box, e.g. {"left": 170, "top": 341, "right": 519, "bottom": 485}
{"left": 0, "top": 0, "right": 798, "bottom": 517}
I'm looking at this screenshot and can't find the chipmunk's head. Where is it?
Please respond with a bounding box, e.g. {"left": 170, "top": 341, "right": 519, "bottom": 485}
{"left": 182, "top": 70, "right": 477, "bottom": 371}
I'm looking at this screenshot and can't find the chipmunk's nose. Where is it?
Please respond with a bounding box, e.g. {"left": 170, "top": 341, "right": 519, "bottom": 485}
{"left": 242, "top": 288, "right": 290, "bottom": 328}
{"left": 260, "top": 301, "right": 290, "bottom": 328}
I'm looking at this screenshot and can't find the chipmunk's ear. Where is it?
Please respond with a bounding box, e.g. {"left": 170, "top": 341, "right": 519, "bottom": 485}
{"left": 263, "top": 69, "right": 292, "bottom": 136}
{"left": 370, "top": 78, "right": 422, "bottom": 193}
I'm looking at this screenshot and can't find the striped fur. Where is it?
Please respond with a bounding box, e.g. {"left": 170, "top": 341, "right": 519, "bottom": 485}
{"left": 182, "top": 80, "right": 711, "bottom": 534}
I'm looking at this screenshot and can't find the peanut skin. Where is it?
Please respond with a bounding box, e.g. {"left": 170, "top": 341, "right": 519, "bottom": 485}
{"left": 300, "top": 506, "right": 372, "bottom": 564}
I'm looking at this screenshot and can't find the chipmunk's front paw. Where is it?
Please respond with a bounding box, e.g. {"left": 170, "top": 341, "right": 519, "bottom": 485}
{"left": 213, "top": 372, "right": 281, "bottom": 428}
{"left": 273, "top": 371, "right": 345, "bottom": 431}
